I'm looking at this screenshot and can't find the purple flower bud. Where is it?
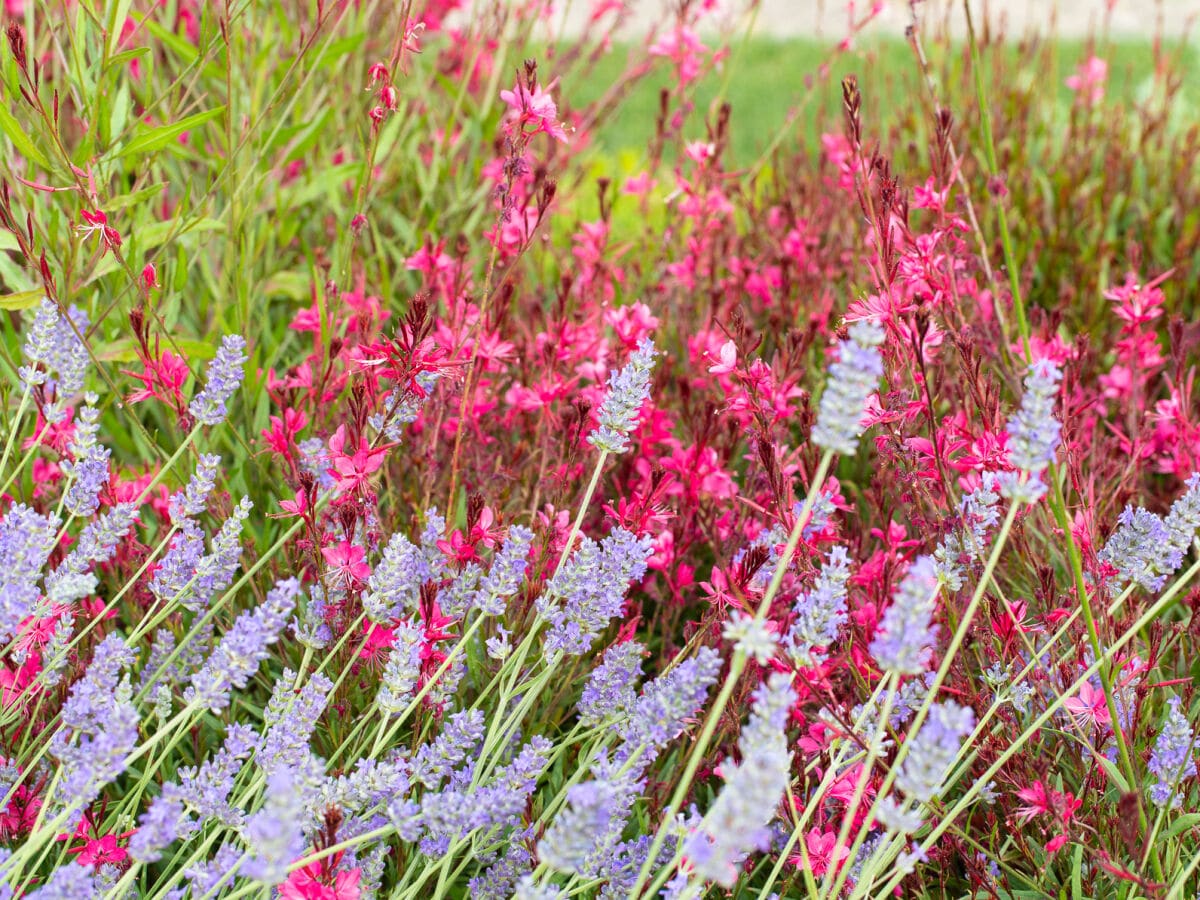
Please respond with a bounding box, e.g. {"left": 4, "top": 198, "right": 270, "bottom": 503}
{"left": 189, "top": 334, "right": 248, "bottom": 426}
{"left": 183, "top": 578, "right": 298, "bottom": 712}
{"left": 812, "top": 319, "right": 885, "bottom": 456}
{"left": 1006, "top": 358, "right": 1062, "bottom": 476}
{"left": 588, "top": 338, "right": 657, "bottom": 454}
{"left": 870, "top": 556, "right": 940, "bottom": 675}
{"left": 1149, "top": 696, "right": 1197, "bottom": 808}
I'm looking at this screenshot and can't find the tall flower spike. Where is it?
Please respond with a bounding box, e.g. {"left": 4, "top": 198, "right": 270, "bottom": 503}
{"left": 784, "top": 545, "right": 853, "bottom": 667}
{"left": 182, "top": 578, "right": 298, "bottom": 712}
{"left": 0, "top": 504, "right": 60, "bottom": 642}
{"left": 536, "top": 527, "right": 653, "bottom": 656}
{"left": 49, "top": 634, "right": 140, "bottom": 815}
{"left": 19, "top": 299, "right": 90, "bottom": 423}
{"left": 189, "top": 334, "right": 248, "bottom": 426}
{"left": 1148, "top": 696, "right": 1198, "bottom": 809}
{"left": 169, "top": 454, "right": 221, "bottom": 524}
{"left": 578, "top": 641, "right": 644, "bottom": 727}
{"left": 682, "top": 673, "right": 796, "bottom": 887}
{"left": 870, "top": 556, "right": 940, "bottom": 675}
{"left": 1098, "top": 506, "right": 1178, "bottom": 594}
{"left": 588, "top": 337, "right": 657, "bottom": 454}
{"left": 999, "top": 358, "right": 1062, "bottom": 502}
{"left": 811, "top": 319, "right": 886, "bottom": 456}
{"left": 877, "top": 701, "right": 975, "bottom": 835}
{"left": 472, "top": 525, "right": 534, "bottom": 615}
{"left": 242, "top": 770, "right": 307, "bottom": 886}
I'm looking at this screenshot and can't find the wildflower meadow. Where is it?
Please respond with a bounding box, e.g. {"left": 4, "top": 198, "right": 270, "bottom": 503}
{"left": 1, "top": 0, "right": 1199, "bottom": 897}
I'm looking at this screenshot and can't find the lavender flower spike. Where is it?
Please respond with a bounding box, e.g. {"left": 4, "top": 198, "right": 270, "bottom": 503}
{"left": 472, "top": 524, "right": 534, "bottom": 615}
{"left": 1006, "top": 358, "right": 1062, "bottom": 474}
{"left": 242, "top": 771, "right": 306, "bottom": 885}
{"left": 1148, "top": 696, "right": 1198, "bottom": 808}
{"left": 870, "top": 555, "right": 940, "bottom": 675}
{"left": 536, "top": 527, "right": 653, "bottom": 656}
{"left": 998, "top": 358, "right": 1062, "bottom": 502}
{"left": 811, "top": 319, "right": 886, "bottom": 456}
{"left": 182, "top": 578, "right": 299, "bottom": 712}
{"left": 588, "top": 337, "right": 657, "bottom": 454}
{"left": 189, "top": 334, "right": 248, "bottom": 426}
{"left": 784, "top": 545, "right": 852, "bottom": 667}
{"left": 682, "top": 673, "right": 796, "bottom": 887}
{"left": 895, "top": 701, "right": 975, "bottom": 803}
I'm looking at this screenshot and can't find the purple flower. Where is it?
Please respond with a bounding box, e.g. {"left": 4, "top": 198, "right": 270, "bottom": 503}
{"left": 588, "top": 338, "right": 657, "bottom": 454}
{"left": 62, "top": 404, "right": 109, "bottom": 518}
{"left": 189, "top": 334, "right": 248, "bottom": 426}
{"left": 184, "top": 842, "right": 243, "bottom": 896}
{"left": 181, "top": 496, "right": 253, "bottom": 612}
{"left": 0, "top": 504, "right": 60, "bottom": 642}
{"left": 413, "top": 709, "right": 485, "bottom": 789}
{"left": 363, "top": 520, "right": 445, "bottom": 623}
{"left": 894, "top": 701, "right": 975, "bottom": 804}
{"left": 579, "top": 641, "right": 644, "bottom": 727}
{"left": 811, "top": 319, "right": 885, "bottom": 456}
{"left": 683, "top": 674, "right": 796, "bottom": 887}
{"left": 376, "top": 621, "right": 424, "bottom": 715}
{"left": 20, "top": 300, "right": 90, "bottom": 423}
{"left": 49, "top": 634, "right": 140, "bottom": 814}
{"left": 1164, "top": 472, "right": 1200, "bottom": 559}
{"left": 148, "top": 520, "right": 206, "bottom": 608}
{"left": 473, "top": 525, "right": 534, "bottom": 615}
{"left": 417, "top": 736, "right": 554, "bottom": 851}
{"left": 1099, "top": 505, "right": 1178, "bottom": 593}
{"left": 242, "top": 770, "right": 307, "bottom": 885}
{"left": 24, "top": 860, "right": 97, "bottom": 899}
{"left": 617, "top": 646, "right": 722, "bottom": 762}
{"left": 784, "top": 545, "right": 852, "bottom": 667}
{"left": 537, "top": 527, "right": 653, "bottom": 656}
{"left": 260, "top": 670, "right": 333, "bottom": 778}
{"left": 129, "top": 791, "right": 188, "bottom": 863}
{"left": 470, "top": 839, "right": 534, "bottom": 900}
{"left": 1148, "top": 696, "right": 1197, "bottom": 808}
{"left": 183, "top": 578, "right": 299, "bottom": 712}
{"left": 176, "top": 722, "right": 261, "bottom": 827}
{"left": 870, "top": 556, "right": 941, "bottom": 675}
{"left": 1006, "top": 358, "right": 1062, "bottom": 476}
{"left": 169, "top": 454, "right": 221, "bottom": 524}
{"left": 58, "top": 502, "right": 137, "bottom": 574}
{"left": 369, "top": 371, "right": 440, "bottom": 442}
{"left": 934, "top": 473, "right": 1002, "bottom": 591}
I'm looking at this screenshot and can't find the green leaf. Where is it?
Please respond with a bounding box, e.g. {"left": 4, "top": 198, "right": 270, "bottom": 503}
{"left": 105, "top": 0, "right": 136, "bottom": 56}
{"left": 0, "top": 288, "right": 45, "bottom": 310}
{"left": 1093, "top": 752, "right": 1131, "bottom": 793}
{"left": 263, "top": 271, "right": 311, "bottom": 301}
{"left": 1163, "top": 812, "right": 1200, "bottom": 841}
{"left": 105, "top": 181, "right": 166, "bottom": 212}
{"left": 113, "top": 106, "right": 225, "bottom": 159}
{"left": 95, "top": 336, "right": 216, "bottom": 363}
{"left": 103, "top": 46, "right": 149, "bottom": 73}
{"left": 0, "top": 105, "right": 51, "bottom": 171}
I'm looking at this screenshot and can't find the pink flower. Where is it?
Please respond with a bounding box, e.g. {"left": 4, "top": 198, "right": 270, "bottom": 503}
{"left": 499, "top": 82, "right": 569, "bottom": 143}
{"left": 798, "top": 828, "right": 850, "bottom": 877}
{"left": 1063, "top": 681, "right": 1111, "bottom": 730}
{"left": 327, "top": 425, "right": 392, "bottom": 496}
{"left": 322, "top": 541, "right": 371, "bottom": 588}
{"left": 280, "top": 861, "right": 362, "bottom": 900}
{"left": 1065, "top": 56, "right": 1108, "bottom": 105}
{"left": 707, "top": 340, "right": 737, "bottom": 375}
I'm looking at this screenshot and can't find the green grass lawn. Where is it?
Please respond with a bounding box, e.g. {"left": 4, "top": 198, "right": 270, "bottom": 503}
{"left": 566, "top": 37, "right": 1198, "bottom": 164}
